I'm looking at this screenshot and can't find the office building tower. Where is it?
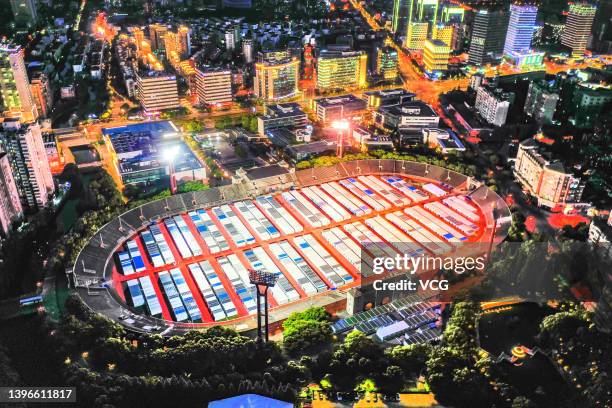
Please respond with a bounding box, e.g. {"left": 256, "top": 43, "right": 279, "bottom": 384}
{"left": 514, "top": 139, "right": 585, "bottom": 208}
{"left": 441, "top": 5, "right": 464, "bottom": 23}
{"left": 133, "top": 27, "right": 146, "bottom": 52}
{"left": 475, "top": 86, "right": 511, "bottom": 126}
{"left": 504, "top": 4, "right": 538, "bottom": 55}
{"left": 403, "top": 0, "right": 440, "bottom": 50}
{"left": 242, "top": 39, "right": 254, "bottom": 63}
{"left": 423, "top": 39, "right": 450, "bottom": 75}
{"left": 177, "top": 26, "right": 191, "bottom": 59}
{"left": 433, "top": 23, "right": 461, "bottom": 51}
{"left": 468, "top": 9, "right": 509, "bottom": 65}
{"left": 524, "top": 81, "right": 559, "bottom": 124}
{"left": 391, "top": 0, "right": 407, "bottom": 33}
{"left": 0, "top": 43, "right": 38, "bottom": 122}
{"left": 222, "top": 0, "right": 252, "bottom": 8}
{"left": 29, "top": 73, "right": 53, "bottom": 119}
{"left": 0, "top": 122, "right": 54, "bottom": 209}
{"left": 254, "top": 58, "right": 299, "bottom": 101}
{"left": 571, "top": 83, "right": 612, "bottom": 128}
{"left": 149, "top": 23, "right": 168, "bottom": 51}
{"left": 136, "top": 71, "right": 180, "bottom": 112}
{"left": 195, "top": 68, "right": 232, "bottom": 107}
{"left": 591, "top": 0, "right": 612, "bottom": 53}
{"left": 376, "top": 47, "right": 398, "bottom": 81}
{"left": 10, "top": 0, "right": 37, "bottom": 26}
{"left": 0, "top": 152, "right": 23, "bottom": 236}
{"left": 225, "top": 29, "right": 236, "bottom": 51}
{"left": 316, "top": 50, "right": 367, "bottom": 91}
{"left": 561, "top": 3, "right": 597, "bottom": 56}
{"left": 164, "top": 31, "right": 179, "bottom": 63}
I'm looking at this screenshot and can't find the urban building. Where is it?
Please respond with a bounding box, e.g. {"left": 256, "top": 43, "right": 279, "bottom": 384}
{"left": 0, "top": 121, "right": 54, "bottom": 209}
{"left": 0, "top": 152, "right": 23, "bottom": 236}
{"left": 351, "top": 127, "right": 394, "bottom": 151}
{"left": 148, "top": 23, "right": 168, "bottom": 51}
{"left": 0, "top": 43, "right": 38, "bottom": 122}
{"left": 571, "top": 83, "right": 612, "bottom": 128}
{"left": 195, "top": 68, "right": 232, "bottom": 107}
{"left": 257, "top": 103, "right": 307, "bottom": 136}
{"left": 561, "top": 3, "right": 597, "bottom": 56}
{"left": 136, "top": 71, "right": 180, "bottom": 113}
{"left": 316, "top": 50, "right": 367, "bottom": 91}
{"left": 29, "top": 72, "right": 53, "bottom": 119}
{"left": 503, "top": 4, "right": 538, "bottom": 55}
{"left": 423, "top": 39, "right": 450, "bottom": 76}
{"left": 441, "top": 5, "right": 464, "bottom": 24}
{"left": 222, "top": 0, "right": 252, "bottom": 8}
{"left": 505, "top": 50, "right": 545, "bottom": 69}
{"left": 468, "top": 8, "right": 509, "bottom": 65}
{"left": 405, "top": 22, "right": 430, "bottom": 51}
{"left": 432, "top": 23, "right": 461, "bottom": 51}
{"left": 103, "top": 121, "right": 205, "bottom": 185}
{"left": 588, "top": 215, "right": 612, "bottom": 259}
{"left": 242, "top": 39, "right": 254, "bottom": 63}
{"left": 10, "top": 0, "right": 37, "bottom": 26}
{"left": 177, "top": 26, "right": 191, "bottom": 59}
{"left": 514, "top": 138, "right": 585, "bottom": 208}
{"left": 524, "top": 81, "right": 559, "bottom": 124}
{"left": 475, "top": 86, "right": 511, "bottom": 126}
{"left": 376, "top": 47, "right": 399, "bottom": 82}
{"left": 365, "top": 89, "right": 415, "bottom": 109}
{"left": 374, "top": 101, "right": 439, "bottom": 130}
{"left": 254, "top": 58, "right": 300, "bottom": 101}
{"left": 225, "top": 29, "right": 236, "bottom": 51}
{"left": 422, "top": 128, "right": 466, "bottom": 153}
{"left": 313, "top": 94, "right": 368, "bottom": 123}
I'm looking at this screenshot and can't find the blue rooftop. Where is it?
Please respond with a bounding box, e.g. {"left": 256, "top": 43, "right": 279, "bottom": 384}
{"left": 208, "top": 394, "right": 292, "bottom": 408}
{"left": 102, "top": 120, "right": 178, "bottom": 137}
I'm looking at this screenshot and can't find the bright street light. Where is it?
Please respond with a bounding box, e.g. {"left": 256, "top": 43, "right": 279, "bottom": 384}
{"left": 331, "top": 120, "right": 349, "bottom": 130}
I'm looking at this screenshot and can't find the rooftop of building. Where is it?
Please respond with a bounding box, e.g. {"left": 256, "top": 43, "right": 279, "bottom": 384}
{"left": 102, "top": 121, "right": 179, "bottom": 139}
{"left": 478, "top": 85, "right": 513, "bottom": 101}
{"left": 263, "top": 103, "right": 306, "bottom": 118}
{"left": 244, "top": 164, "right": 289, "bottom": 181}
{"left": 315, "top": 94, "right": 367, "bottom": 108}
{"left": 364, "top": 88, "right": 416, "bottom": 98}
{"left": 318, "top": 49, "right": 364, "bottom": 59}
{"left": 285, "top": 140, "right": 335, "bottom": 155}
{"left": 381, "top": 101, "right": 438, "bottom": 117}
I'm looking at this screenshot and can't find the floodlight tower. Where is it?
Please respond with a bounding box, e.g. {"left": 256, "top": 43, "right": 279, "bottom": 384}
{"left": 249, "top": 269, "right": 279, "bottom": 342}
{"left": 332, "top": 120, "right": 349, "bottom": 158}
{"left": 164, "top": 145, "right": 180, "bottom": 194}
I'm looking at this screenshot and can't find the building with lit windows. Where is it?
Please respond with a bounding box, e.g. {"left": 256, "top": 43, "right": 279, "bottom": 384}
{"left": 432, "top": 24, "right": 460, "bottom": 51}
{"left": 374, "top": 101, "right": 439, "bottom": 130}
{"left": 402, "top": 0, "right": 440, "bottom": 51}
{"left": 365, "top": 89, "right": 415, "bottom": 109}
{"left": 468, "top": 9, "right": 509, "bottom": 65}
{"left": 503, "top": 4, "right": 538, "bottom": 55}
{"left": 0, "top": 43, "right": 38, "bottom": 122}
{"left": 376, "top": 47, "right": 398, "bottom": 81}
{"left": 524, "top": 80, "right": 559, "bottom": 124}
{"left": 10, "top": 0, "right": 37, "bottom": 26}
{"left": 29, "top": 72, "right": 53, "bottom": 119}
{"left": 514, "top": 138, "right": 585, "bottom": 208}
{"left": 561, "top": 3, "right": 597, "bottom": 57}
{"left": 0, "top": 151, "right": 23, "bottom": 236}
{"left": 505, "top": 50, "right": 545, "bottom": 68}
{"left": 195, "top": 68, "right": 232, "bottom": 107}
{"left": 254, "top": 58, "right": 300, "bottom": 101}
{"left": 405, "top": 22, "right": 430, "bottom": 51}
{"left": 0, "top": 121, "right": 54, "bottom": 209}
{"left": 148, "top": 23, "right": 168, "bottom": 51}
{"left": 571, "top": 83, "right": 612, "bottom": 128}
{"left": 475, "top": 86, "right": 511, "bottom": 126}
{"left": 177, "top": 26, "right": 191, "bottom": 59}
{"left": 242, "top": 39, "right": 254, "bottom": 63}
{"left": 313, "top": 95, "right": 368, "bottom": 123}
{"left": 136, "top": 71, "right": 180, "bottom": 112}
{"left": 316, "top": 50, "right": 367, "bottom": 91}
{"left": 423, "top": 39, "right": 450, "bottom": 75}
{"left": 441, "top": 5, "right": 464, "bottom": 23}
{"left": 257, "top": 103, "right": 307, "bottom": 136}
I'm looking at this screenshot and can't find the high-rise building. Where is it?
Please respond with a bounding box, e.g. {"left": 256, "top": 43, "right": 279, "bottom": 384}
{"left": 401, "top": 0, "right": 440, "bottom": 50}
{"left": 177, "top": 26, "right": 191, "bottom": 59}
{"left": 514, "top": 138, "right": 585, "bottom": 208}
{"left": 0, "top": 43, "right": 38, "bottom": 122}
{"left": 225, "top": 29, "right": 236, "bottom": 51}
{"left": 468, "top": 9, "right": 509, "bottom": 65}
{"left": 475, "top": 85, "right": 511, "bottom": 126}
{"left": 316, "top": 50, "right": 367, "bottom": 91}
{"left": 195, "top": 68, "right": 232, "bottom": 107}
{"left": 441, "top": 5, "right": 464, "bottom": 24}
{"left": 561, "top": 3, "right": 597, "bottom": 56}
{"left": 0, "top": 152, "right": 23, "bottom": 236}
{"left": 242, "top": 39, "right": 254, "bottom": 63}
{"left": 503, "top": 4, "right": 538, "bottom": 55}
{"left": 376, "top": 47, "right": 398, "bottom": 81}
{"left": 432, "top": 23, "right": 461, "bottom": 51}
{"left": 10, "top": 0, "right": 37, "bottom": 26}
{"left": 571, "top": 83, "right": 612, "bottom": 128}
{"left": 136, "top": 71, "right": 180, "bottom": 112}
{"left": 29, "top": 72, "right": 53, "bottom": 119}
{"left": 149, "top": 23, "right": 168, "bottom": 51}
{"left": 591, "top": 0, "right": 612, "bottom": 53}
{"left": 0, "top": 122, "right": 54, "bottom": 209}
{"left": 524, "top": 80, "right": 559, "bottom": 124}
{"left": 254, "top": 58, "right": 300, "bottom": 101}
{"left": 423, "top": 39, "right": 450, "bottom": 75}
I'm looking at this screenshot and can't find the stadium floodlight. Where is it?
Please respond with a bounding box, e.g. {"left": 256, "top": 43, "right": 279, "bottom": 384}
{"left": 249, "top": 269, "right": 279, "bottom": 342}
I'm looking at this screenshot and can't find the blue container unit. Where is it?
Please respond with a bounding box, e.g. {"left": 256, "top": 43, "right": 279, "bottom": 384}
{"left": 125, "top": 279, "right": 145, "bottom": 311}
{"left": 217, "top": 255, "right": 258, "bottom": 314}
{"left": 149, "top": 223, "right": 176, "bottom": 265}
{"left": 126, "top": 240, "right": 146, "bottom": 272}
{"left": 138, "top": 275, "right": 163, "bottom": 317}
{"left": 169, "top": 268, "right": 202, "bottom": 322}
{"left": 188, "top": 262, "right": 227, "bottom": 321}
{"left": 158, "top": 271, "right": 189, "bottom": 322}
{"left": 188, "top": 209, "right": 230, "bottom": 254}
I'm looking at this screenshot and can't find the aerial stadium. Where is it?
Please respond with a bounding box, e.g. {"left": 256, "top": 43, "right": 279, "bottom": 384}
{"left": 72, "top": 159, "right": 511, "bottom": 337}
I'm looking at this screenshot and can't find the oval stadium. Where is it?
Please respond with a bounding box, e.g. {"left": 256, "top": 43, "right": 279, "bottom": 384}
{"left": 72, "top": 159, "right": 511, "bottom": 336}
